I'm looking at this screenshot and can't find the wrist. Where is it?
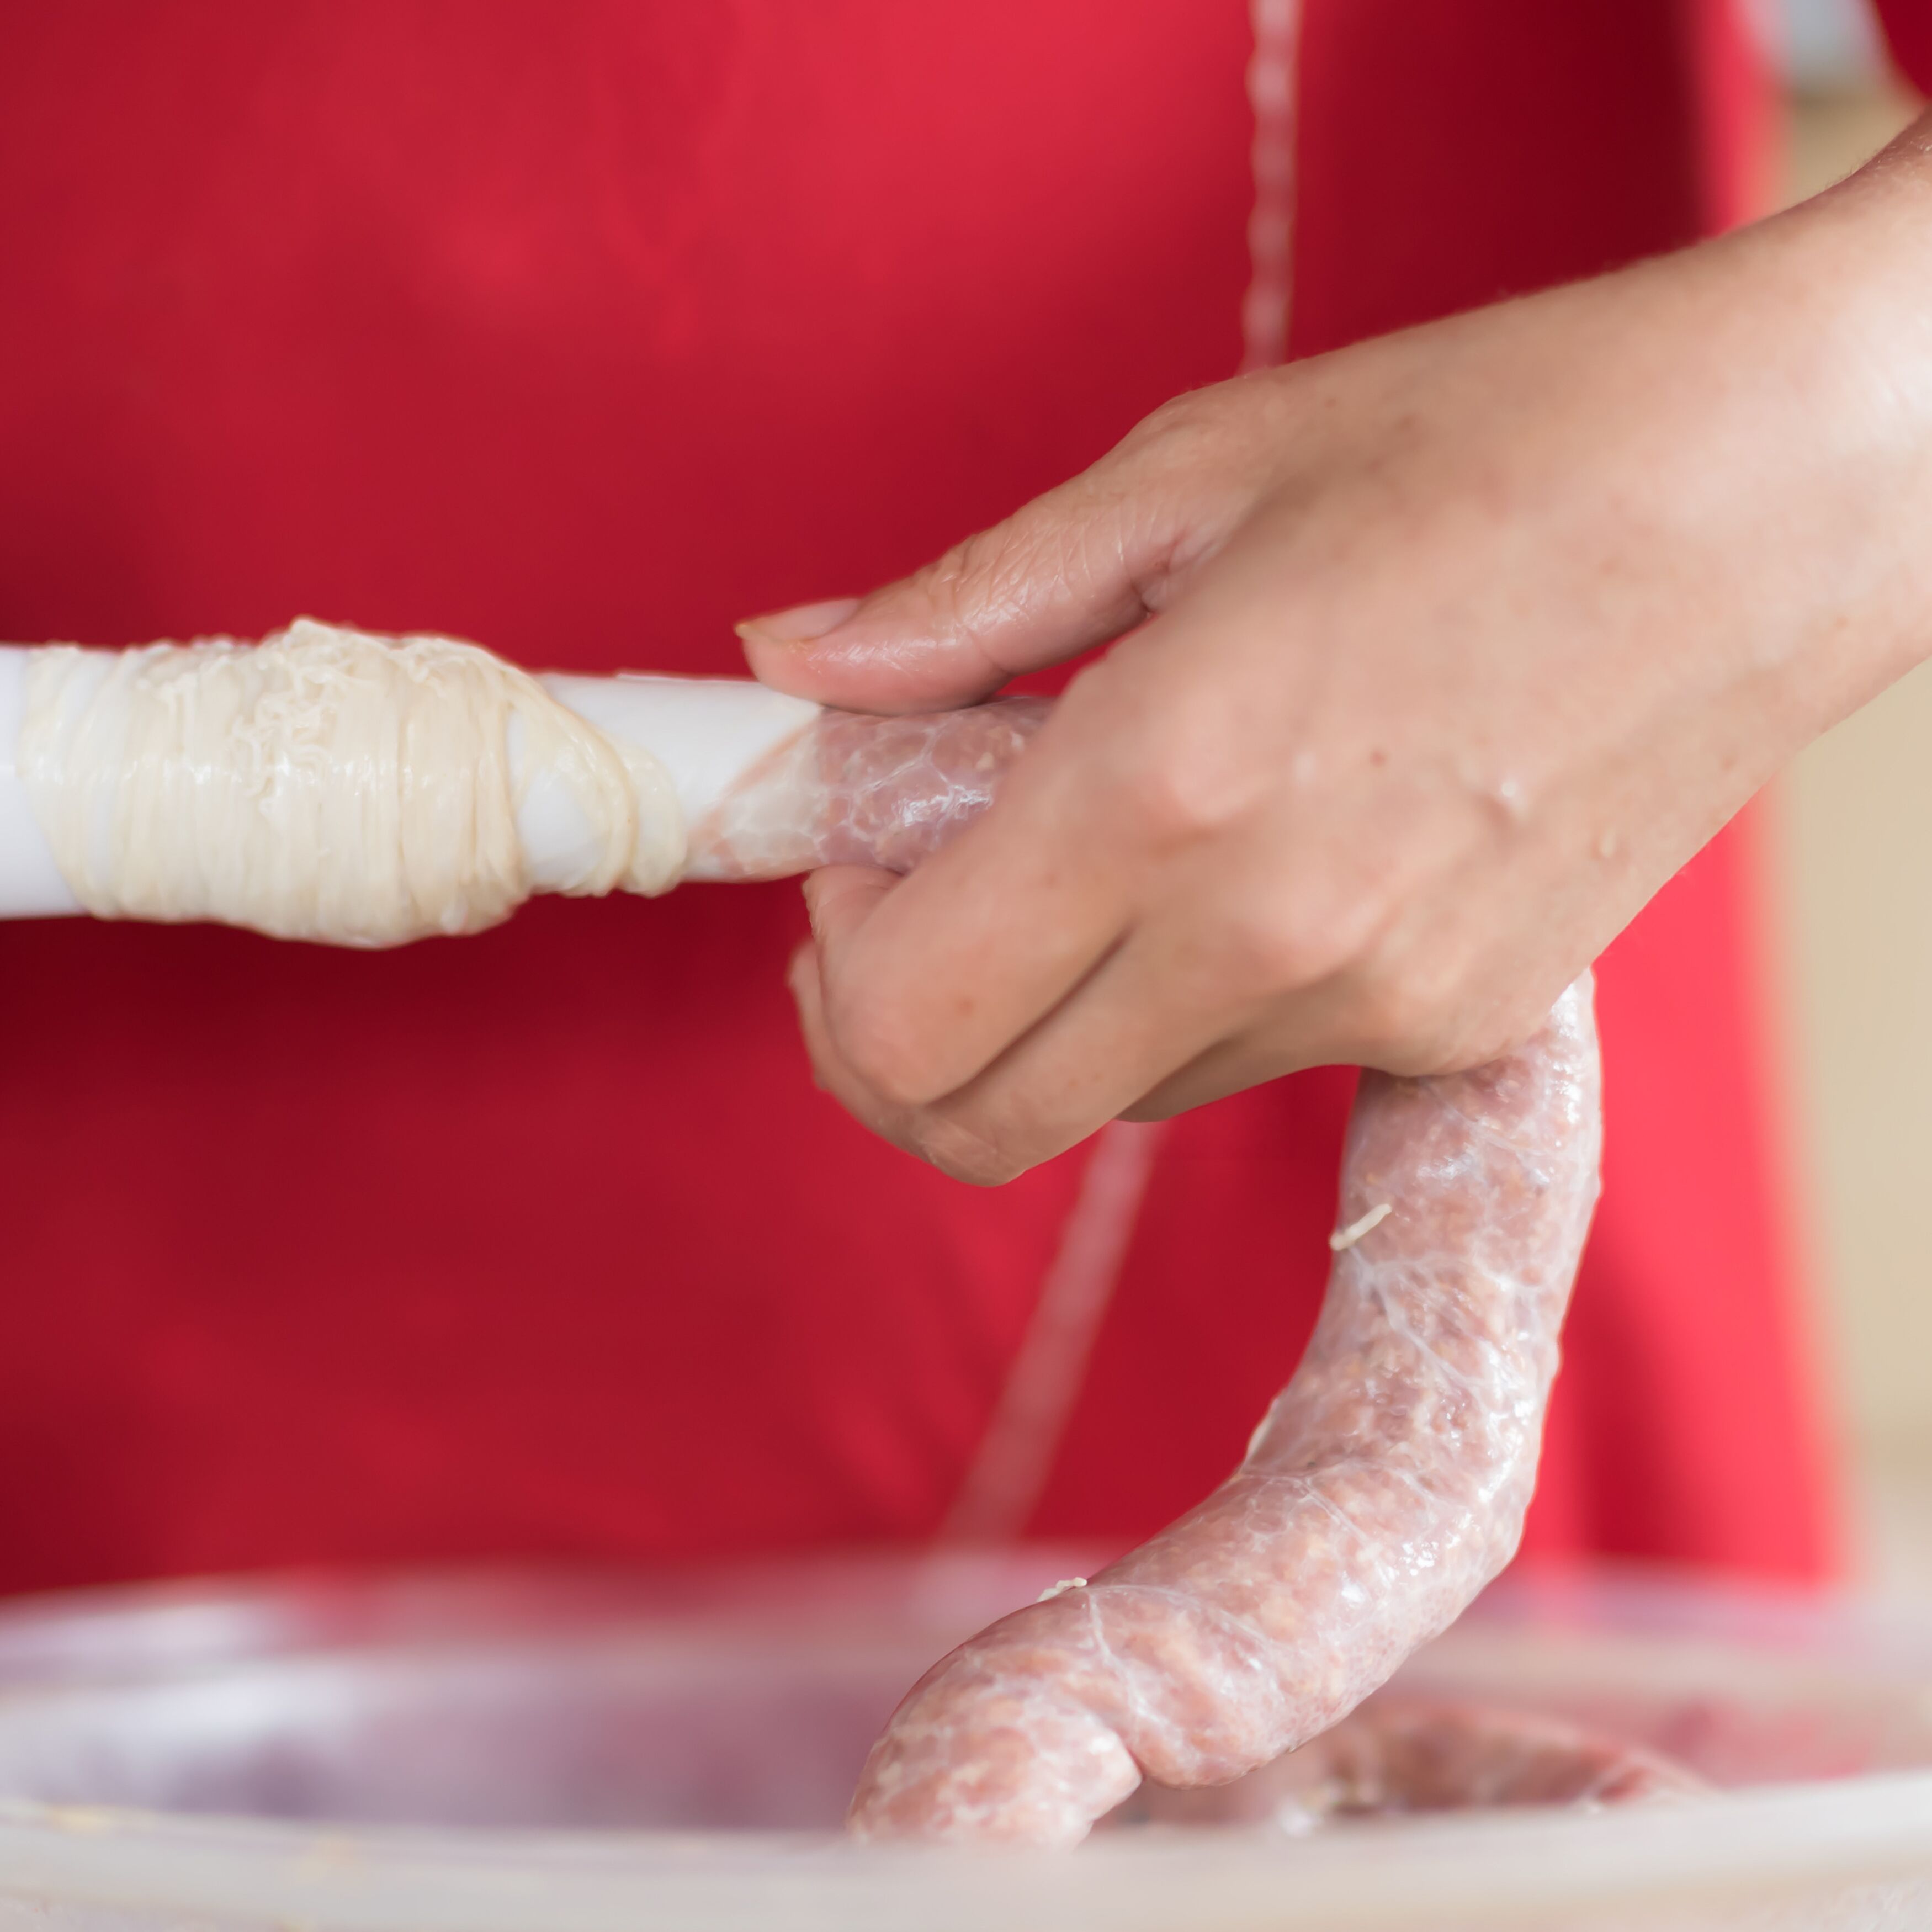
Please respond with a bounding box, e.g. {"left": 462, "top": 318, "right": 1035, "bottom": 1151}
{"left": 1554, "top": 130, "right": 1932, "bottom": 752}
{"left": 1739, "top": 112, "right": 1932, "bottom": 709}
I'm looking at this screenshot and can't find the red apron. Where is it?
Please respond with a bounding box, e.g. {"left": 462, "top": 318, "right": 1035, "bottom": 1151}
{"left": 0, "top": 0, "right": 1843, "bottom": 1593}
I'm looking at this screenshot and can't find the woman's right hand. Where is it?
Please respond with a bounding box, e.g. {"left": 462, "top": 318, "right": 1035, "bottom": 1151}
{"left": 745, "top": 121, "right": 1932, "bottom": 1185}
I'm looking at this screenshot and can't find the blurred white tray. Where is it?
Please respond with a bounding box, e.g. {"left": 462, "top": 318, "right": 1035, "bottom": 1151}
{"left": 0, "top": 1552, "right": 1926, "bottom": 1931}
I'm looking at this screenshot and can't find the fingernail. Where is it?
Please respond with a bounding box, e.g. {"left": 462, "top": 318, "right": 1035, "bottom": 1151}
{"left": 736, "top": 596, "right": 862, "bottom": 646}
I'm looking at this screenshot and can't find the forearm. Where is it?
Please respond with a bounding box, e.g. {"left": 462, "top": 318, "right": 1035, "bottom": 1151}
{"left": 1648, "top": 105, "right": 1932, "bottom": 732}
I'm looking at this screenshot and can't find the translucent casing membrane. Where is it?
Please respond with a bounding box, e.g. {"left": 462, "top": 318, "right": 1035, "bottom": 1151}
{"left": 850, "top": 980, "right": 1602, "bottom": 1846}
{"left": 686, "top": 698, "right": 1048, "bottom": 880}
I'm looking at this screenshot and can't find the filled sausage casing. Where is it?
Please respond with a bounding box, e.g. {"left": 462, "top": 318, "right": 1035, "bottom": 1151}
{"left": 848, "top": 979, "right": 1602, "bottom": 1846}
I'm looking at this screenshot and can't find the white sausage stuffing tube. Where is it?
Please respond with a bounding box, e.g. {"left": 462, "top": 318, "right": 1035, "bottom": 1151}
{"left": 0, "top": 620, "right": 1607, "bottom": 1847}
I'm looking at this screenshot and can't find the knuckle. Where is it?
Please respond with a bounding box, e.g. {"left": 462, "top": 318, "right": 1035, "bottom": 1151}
{"left": 909, "top": 1117, "right": 1027, "bottom": 1188}
{"left": 1350, "top": 961, "right": 1458, "bottom": 1069}
{"left": 1118, "top": 385, "right": 1226, "bottom": 460}
{"left": 1127, "top": 740, "right": 1251, "bottom": 847}
{"left": 1089, "top": 673, "right": 1277, "bottom": 852}
{"left": 1447, "top": 989, "right": 1562, "bottom": 1075}
{"left": 1112, "top": 376, "right": 1289, "bottom": 497}
{"left": 1346, "top": 941, "right": 1561, "bottom": 1076}
{"left": 1214, "top": 899, "right": 1358, "bottom": 999}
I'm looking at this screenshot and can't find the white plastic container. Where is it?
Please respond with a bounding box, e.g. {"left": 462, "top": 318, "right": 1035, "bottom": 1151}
{"left": 0, "top": 1552, "right": 1928, "bottom": 1931}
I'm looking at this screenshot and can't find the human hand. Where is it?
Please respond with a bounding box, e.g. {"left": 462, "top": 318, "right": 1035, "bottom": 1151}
{"left": 742, "top": 130, "right": 1932, "bottom": 1183}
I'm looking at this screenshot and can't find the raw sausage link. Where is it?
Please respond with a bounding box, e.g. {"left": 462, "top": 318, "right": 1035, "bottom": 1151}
{"left": 684, "top": 698, "right": 1048, "bottom": 880}
{"left": 848, "top": 980, "right": 1602, "bottom": 1846}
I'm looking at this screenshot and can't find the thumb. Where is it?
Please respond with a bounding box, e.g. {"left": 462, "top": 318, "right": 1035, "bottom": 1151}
{"left": 738, "top": 388, "right": 1271, "bottom": 713}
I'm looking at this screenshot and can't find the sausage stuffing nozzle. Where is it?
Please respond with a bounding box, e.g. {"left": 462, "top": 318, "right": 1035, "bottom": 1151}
{"left": 0, "top": 626, "right": 1045, "bottom": 942}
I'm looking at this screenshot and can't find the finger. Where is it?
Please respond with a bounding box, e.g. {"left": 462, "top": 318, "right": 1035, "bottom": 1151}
{"left": 800, "top": 696, "right": 1138, "bottom": 1107}
{"left": 1121, "top": 1009, "right": 1355, "bottom": 1123}
{"left": 736, "top": 388, "right": 1280, "bottom": 713}
{"left": 915, "top": 932, "right": 1249, "bottom": 1178}
{"left": 1118, "top": 967, "right": 1434, "bottom": 1123}
{"left": 793, "top": 862, "right": 1060, "bottom": 1164}
{"left": 1119, "top": 945, "right": 1562, "bottom": 1122}
{"left": 800, "top": 862, "right": 898, "bottom": 960}
{"left": 815, "top": 885, "right": 1289, "bottom": 1182}
{"left": 788, "top": 931, "right": 1020, "bottom": 1181}
{"left": 1121, "top": 1046, "right": 1292, "bottom": 1124}
{"left": 787, "top": 936, "right": 903, "bottom": 1144}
